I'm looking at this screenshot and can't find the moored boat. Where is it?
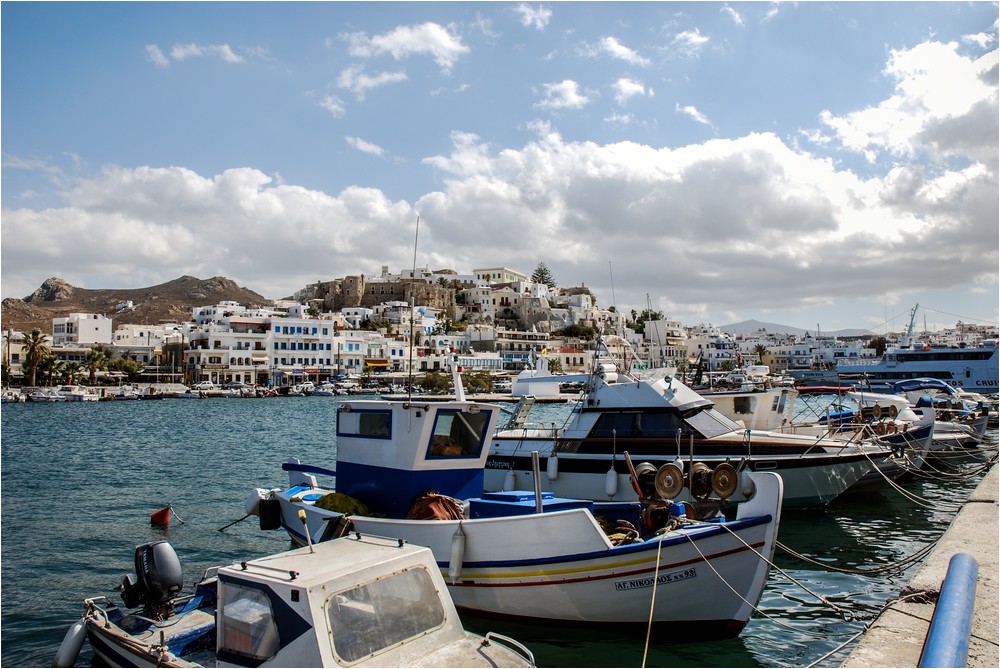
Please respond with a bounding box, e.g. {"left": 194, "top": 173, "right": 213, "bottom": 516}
{"left": 56, "top": 536, "right": 535, "bottom": 668}
{"left": 249, "top": 362, "right": 784, "bottom": 638}
{"left": 488, "top": 352, "right": 894, "bottom": 507}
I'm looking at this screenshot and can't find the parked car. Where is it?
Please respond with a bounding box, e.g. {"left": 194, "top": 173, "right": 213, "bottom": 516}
{"left": 192, "top": 381, "right": 216, "bottom": 390}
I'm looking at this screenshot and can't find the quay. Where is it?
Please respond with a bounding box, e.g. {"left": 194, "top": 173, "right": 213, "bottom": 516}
{"left": 843, "top": 463, "right": 998, "bottom": 668}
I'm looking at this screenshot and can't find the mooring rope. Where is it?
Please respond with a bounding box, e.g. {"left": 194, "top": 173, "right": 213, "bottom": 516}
{"left": 640, "top": 532, "right": 668, "bottom": 669}
{"left": 682, "top": 530, "right": 857, "bottom": 639}
{"left": 714, "top": 524, "right": 854, "bottom": 619}
{"left": 776, "top": 536, "right": 939, "bottom": 576}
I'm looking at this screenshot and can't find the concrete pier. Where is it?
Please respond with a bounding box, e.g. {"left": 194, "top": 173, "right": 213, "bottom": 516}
{"left": 843, "top": 464, "right": 998, "bottom": 668}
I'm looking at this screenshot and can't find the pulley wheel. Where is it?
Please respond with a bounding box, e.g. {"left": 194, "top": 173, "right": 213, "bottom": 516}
{"left": 654, "top": 463, "right": 684, "bottom": 499}
{"left": 690, "top": 462, "right": 714, "bottom": 501}
{"left": 872, "top": 404, "right": 883, "bottom": 420}
{"left": 711, "top": 462, "right": 739, "bottom": 499}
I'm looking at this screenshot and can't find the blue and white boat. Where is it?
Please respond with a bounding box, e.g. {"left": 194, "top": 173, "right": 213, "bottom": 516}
{"left": 249, "top": 364, "right": 784, "bottom": 638}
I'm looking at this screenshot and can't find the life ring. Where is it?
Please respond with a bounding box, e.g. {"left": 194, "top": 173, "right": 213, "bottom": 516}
{"left": 872, "top": 404, "right": 883, "bottom": 420}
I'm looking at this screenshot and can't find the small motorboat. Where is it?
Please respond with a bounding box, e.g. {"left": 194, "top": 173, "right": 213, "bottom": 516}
{"left": 55, "top": 536, "right": 534, "bottom": 668}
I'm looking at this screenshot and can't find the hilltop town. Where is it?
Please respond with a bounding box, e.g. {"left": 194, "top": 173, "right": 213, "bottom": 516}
{"left": 2, "top": 264, "right": 996, "bottom": 389}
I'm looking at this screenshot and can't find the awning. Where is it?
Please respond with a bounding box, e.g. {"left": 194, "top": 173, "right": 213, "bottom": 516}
{"left": 252, "top": 353, "right": 268, "bottom": 363}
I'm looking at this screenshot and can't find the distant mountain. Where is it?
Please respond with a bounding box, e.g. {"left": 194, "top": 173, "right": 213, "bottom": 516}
{"left": 719, "top": 319, "right": 874, "bottom": 338}
{"left": 1, "top": 276, "right": 271, "bottom": 335}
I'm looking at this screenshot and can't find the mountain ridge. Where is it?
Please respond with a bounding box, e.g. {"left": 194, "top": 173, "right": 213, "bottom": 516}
{"left": 1, "top": 276, "right": 271, "bottom": 335}
{"left": 718, "top": 319, "right": 874, "bottom": 338}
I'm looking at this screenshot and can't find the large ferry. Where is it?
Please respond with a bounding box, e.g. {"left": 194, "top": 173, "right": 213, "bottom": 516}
{"left": 836, "top": 306, "right": 998, "bottom": 393}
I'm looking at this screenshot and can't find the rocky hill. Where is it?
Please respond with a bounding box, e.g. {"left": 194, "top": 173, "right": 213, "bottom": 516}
{"left": 1, "top": 276, "right": 272, "bottom": 335}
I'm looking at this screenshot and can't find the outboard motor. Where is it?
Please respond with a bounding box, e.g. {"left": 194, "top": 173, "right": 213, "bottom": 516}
{"left": 120, "top": 540, "right": 183, "bottom": 612}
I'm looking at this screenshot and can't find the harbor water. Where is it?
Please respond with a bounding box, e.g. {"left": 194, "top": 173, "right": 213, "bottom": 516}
{"left": 1, "top": 396, "right": 996, "bottom": 668}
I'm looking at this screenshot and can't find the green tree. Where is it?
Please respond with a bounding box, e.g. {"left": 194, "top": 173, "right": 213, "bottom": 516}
{"left": 530, "top": 262, "right": 556, "bottom": 288}
{"left": 419, "top": 371, "right": 451, "bottom": 393}
{"left": 867, "top": 336, "right": 888, "bottom": 356}
{"left": 63, "top": 361, "right": 84, "bottom": 384}
{"left": 753, "top": 344, "right": 769, "bottom": 364}
{"left": 628, "top": 309, "right": 664, "bottom": 331}
{"left": 84, "top": 348, "right": 109, "bottom": 384}
{"left": 555, "top": 323, "right": 598, "bottom": 340}
{"left": 22, "top": 328, "right": 50, "bottom": 386}
{"left": 39, "top": 355, "right": 64, "bottom": 386}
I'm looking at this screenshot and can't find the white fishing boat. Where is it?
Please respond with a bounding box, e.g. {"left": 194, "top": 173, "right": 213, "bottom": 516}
{"left": 56, "top": 384, "right": 100, "bottom": 402}
{"left": 488, "top": 346, "right": 894, "bottom": 508}
{"left": 27, "top": 388, "right": 69, "bottom": 402}
{"left": 249, "top": 362, "right": 784, "bottom": 638}
{"left": 55, "top": 537, "right": 535, "bottom": 668}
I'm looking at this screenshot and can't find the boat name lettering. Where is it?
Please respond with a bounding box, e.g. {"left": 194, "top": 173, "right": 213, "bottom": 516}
{"left": 485, "top": 458, "right": 512, "bottom": 470}
{"left": 614, "top": 568, "right": 696, "bottom": 591}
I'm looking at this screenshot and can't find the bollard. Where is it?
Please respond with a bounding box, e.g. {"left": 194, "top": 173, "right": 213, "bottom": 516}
{"left": 918, "top": 552, "right": 978, "bottom": 668}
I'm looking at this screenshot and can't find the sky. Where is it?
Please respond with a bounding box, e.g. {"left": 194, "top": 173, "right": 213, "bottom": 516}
{"left": 2, "top": 2, "right": 998, "bottom": 335}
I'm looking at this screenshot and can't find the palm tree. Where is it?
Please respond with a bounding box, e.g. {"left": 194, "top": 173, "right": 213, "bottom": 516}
{"left": 753, "top": 344, "right": 769, "bottom": 365}
{"left": 63, "top": 361, "right": 84, "bottom": 384}
{"left": 22, "top": 328, "right": 50, "bottom": 386}
{"left": 41, "top": 356, "right": 65, "bottom": 386}
{"left": 84, "top": 348, "right": 109, "bottom": 384}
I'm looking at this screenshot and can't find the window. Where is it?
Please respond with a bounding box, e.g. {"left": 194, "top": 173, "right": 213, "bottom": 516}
{"left": 338, "top": 409, "right": 392, "bottom": 438}
{"left": 328, "top": 567, "right": 446, "bottom": 664}
{"left": 426, "top": 409, "right": 490, "bottom": 458}
{"left": 218, "top": 582, "right": 279, "bottom": 661}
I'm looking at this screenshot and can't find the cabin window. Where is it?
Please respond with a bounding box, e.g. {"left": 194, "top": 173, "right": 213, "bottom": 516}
{"left": 218, "top": 582, "right": 279, "bottom": 661}
{"left": 328, "top": 566, "right": 446, "bottom": 663}
{"left": 733, "top": 397, "right": 755, "bottom": 414}
{"left": 426, "top": 409, "right": 490, "bottom": 458}
{"left": 337, "top": 409, "right": 392, "bottom": 439}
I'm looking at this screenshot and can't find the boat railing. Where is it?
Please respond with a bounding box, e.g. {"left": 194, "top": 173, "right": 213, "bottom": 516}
{"left": 483, "top": 632, "right": 536, "bottom": 667}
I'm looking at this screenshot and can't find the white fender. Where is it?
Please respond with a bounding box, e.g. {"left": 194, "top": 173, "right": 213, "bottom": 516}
{"left": 546, "top": 454, "right": 559, "bottom": 481}
{"left": 449, "top": 524, "right": 466, "bottom": 583}
{"left": 53, "top": 619, "right": 86, "bottom": 668}
{"left": 605, "top": 467, "right": 619, "bottom": 497}
{"left": 244, "top": 488, "right": 267, "bottom": 516}
{"left": 503, "top": 469, "right": 515, "bottom": 491}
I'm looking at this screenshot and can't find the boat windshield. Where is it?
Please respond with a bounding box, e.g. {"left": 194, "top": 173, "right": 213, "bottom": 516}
{"left": 683, "top": 408, "right": 744, "bottom": 439}
{"left": 328, "top": 566, "right": 447, "bottom": 663}
{"left": 426, "top": 408, "right": 491, "bottom": 458}
{"left": 218, "top": 582, "right": 280, "bottom": 662}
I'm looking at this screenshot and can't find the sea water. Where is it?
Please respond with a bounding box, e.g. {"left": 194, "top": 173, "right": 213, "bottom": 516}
{"left": 1, "top": 396, "right": 995, "bottom": 668}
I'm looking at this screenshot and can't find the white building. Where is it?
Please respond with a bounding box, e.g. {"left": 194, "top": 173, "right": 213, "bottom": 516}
{"left": 52, "top": 313, "right": 112, "bottom": 346}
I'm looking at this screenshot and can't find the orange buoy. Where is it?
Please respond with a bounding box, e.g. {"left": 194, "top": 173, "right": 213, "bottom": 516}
{"left": 150, "top": 507, "right": 171, "bottom": 526}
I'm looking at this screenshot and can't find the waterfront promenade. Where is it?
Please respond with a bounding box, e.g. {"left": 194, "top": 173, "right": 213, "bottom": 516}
{"left": 843, "top": 463, "right": 998, "bottom": 668}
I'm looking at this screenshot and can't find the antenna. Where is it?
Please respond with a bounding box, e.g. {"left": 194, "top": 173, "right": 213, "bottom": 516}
{"left": 406, "top": 215, "right": 419, "bottom": 404}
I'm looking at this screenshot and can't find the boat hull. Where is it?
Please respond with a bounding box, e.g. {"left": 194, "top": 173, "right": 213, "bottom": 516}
{"left": 276, "top": 472, "right": 782, "bottom": 636}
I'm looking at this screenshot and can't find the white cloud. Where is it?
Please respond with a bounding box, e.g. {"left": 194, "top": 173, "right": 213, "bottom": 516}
{"left": 343, "top": 22, "right": 469, "bottom": 73}
{"left": 721, "top": 4, "right": 744, "bottom": 27}
{"left": 0, "top": 166, "right": 416, "bottom": 299}
{"left": 513, "top": 4, "right": 552, "bottom": 31}
{"left": 613, "top": 78, "right": 649, "bottom": 106}
{"left": 817, "top": 40, "right": 999, "bottom": 167}
{"left": 676, "top": 103, "right": 712, "bottom": 126}
{"left": 337, "top": 65, "right": 408, "bottom": 100}
{"left": 536, "top": 80, "right": 591, "bottom": 110}
{"left": 319, "top": 94, "right": 346, "bottom": 118}
{"left": 672, "top": 29, "right": 710, "bottom": 58}
{"left": 591, "top": 36, "right": 651, "bottom": 66}
{"left": 168, "top": 43, "right": 245, "bottom": 63}
{"left": 346, "top": 136, "right": 386, "bottom": 157}
{"left": 145, "top": 44, "right": 170, "bottom": 67}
